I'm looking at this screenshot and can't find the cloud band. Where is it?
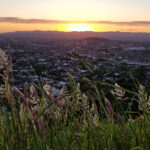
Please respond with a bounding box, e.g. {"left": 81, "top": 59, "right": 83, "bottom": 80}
{"left": 0, "top": 17, "right": 150, "bottom": 26}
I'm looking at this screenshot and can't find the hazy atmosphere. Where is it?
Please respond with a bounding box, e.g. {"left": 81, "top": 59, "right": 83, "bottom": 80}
{"left": 1, "top": 1, "right": 150, "bottom": 149}
{"left": 1, "top": 0, "right": 150, "bottom": 33}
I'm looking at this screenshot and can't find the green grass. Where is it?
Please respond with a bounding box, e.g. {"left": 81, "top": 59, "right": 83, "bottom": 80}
{"left": 0, "top": 50, "right": 150, "bottom": 150}
{"left": 0, "top": 72, "right": 150, "bottom": 150}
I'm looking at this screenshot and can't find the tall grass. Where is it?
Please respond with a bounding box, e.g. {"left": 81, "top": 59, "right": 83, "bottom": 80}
{"left": 0, "top": 50, "right": 150, "bottom": 149}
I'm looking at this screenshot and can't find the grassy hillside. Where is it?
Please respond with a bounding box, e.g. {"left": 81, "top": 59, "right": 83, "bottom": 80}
{"left": 0, "top": 51, "right": 150, "bottom": 150}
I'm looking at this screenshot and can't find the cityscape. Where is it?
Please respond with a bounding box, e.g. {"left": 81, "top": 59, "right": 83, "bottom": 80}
{"left": 1, "top": 0, "right": 150, "bottom": 149}
{"left": 0, "top": 34, "right": 150, "bottom": 92}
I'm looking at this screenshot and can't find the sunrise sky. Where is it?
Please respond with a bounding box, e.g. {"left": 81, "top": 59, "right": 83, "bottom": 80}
{"left": 1, "top": 0, "right": 150, "bottom": 33}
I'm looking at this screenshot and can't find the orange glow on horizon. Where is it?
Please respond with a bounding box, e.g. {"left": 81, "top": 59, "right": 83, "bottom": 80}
{"left": 0, "top": 22, "right": 150, "bottom": 33}
{"left": 67, "top": 24, "right": 93, "bottom": 32}
{"left": 57, "top": 23, "right": 102, "bottom": 32}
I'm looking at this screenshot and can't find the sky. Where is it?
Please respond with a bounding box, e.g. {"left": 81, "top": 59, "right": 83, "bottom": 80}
{"left": 0, "top": 0, "right": 150, "bottom": 33}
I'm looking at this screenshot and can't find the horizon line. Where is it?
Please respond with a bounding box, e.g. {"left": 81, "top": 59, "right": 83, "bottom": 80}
{"left": 1, "top": 30, "right": 150, "bottom": 34}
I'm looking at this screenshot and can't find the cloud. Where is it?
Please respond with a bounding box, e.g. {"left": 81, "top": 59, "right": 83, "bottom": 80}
{"left": 0, "top": 17, "right": 68, "bottom": 24}
{"left": 0, "top": 17, "right": 150, "bottom": 26}
{"left": 91, "top": 21, "right": 150, "bottom": 26}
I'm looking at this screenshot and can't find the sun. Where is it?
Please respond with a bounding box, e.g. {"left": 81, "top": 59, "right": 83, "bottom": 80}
{"left": 67, "top": 24, "right": 92, "bottom": 32}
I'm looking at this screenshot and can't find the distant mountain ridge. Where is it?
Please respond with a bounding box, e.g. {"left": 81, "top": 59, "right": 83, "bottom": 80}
{"left": 1, "top": 30, "right": 150, "bottom": 42}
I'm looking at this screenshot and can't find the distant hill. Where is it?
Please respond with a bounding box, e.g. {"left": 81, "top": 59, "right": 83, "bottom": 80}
{"left": 1, "top": 31, "right": 150, "bottom": 42}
